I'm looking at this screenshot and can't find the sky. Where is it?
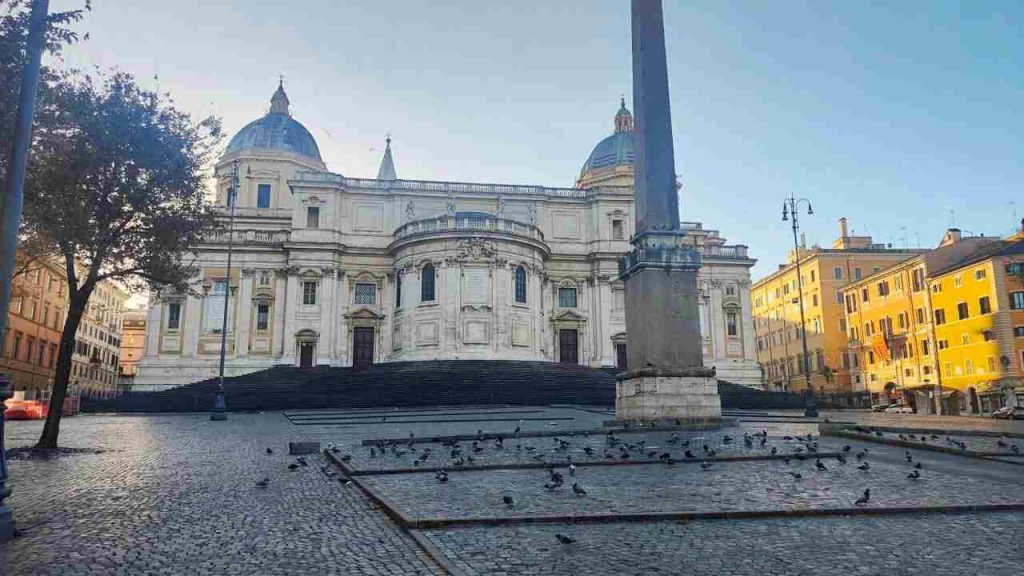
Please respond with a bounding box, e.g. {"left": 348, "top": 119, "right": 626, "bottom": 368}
{"left": 47, "top": 0, "right": 1024, "bottom": 278}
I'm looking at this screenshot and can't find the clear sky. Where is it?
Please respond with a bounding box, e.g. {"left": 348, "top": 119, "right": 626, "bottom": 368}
{"left": 48, "top": 0, "right": 1024, "bottom": 278}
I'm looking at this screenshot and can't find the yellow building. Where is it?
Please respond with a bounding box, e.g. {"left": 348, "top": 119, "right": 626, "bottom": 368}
{"left": 842, "top": 230, "right": 1002, "bottom": 413}
{"left": 752, "top": 218, "right": 924, "bottom": 399}
{"left": 118, "top": 309, "right": 147, "bottom": 392}
{"left": 928, "top": 232, "right": 1024, "bottom": 413}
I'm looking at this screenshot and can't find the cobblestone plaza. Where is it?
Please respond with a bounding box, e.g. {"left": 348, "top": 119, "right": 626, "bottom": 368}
{"left": 2, "top": 408, "right": 1023, "bottom": 575}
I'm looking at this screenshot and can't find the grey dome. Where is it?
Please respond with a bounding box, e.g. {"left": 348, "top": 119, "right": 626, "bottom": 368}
{"left": 580, "top": 130, "right": 634, "bottom": 173}
{"left": 225, "top": 83, "right": 322, "bottom": 162}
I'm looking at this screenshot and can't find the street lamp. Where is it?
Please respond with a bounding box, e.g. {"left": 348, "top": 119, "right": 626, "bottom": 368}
{"left": 782, "top": 193, "right": 819, "bottom": 418}
{"left": 211, "top": 161, "right": 239, "bottom": 421}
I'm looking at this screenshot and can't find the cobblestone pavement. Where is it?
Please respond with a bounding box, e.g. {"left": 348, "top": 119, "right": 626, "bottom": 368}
{"left": 818, "top": 409, "right": 1024, "bottom": 434}
{"left": 364, "top": 447, "right": 1024, "bottom": 520}
{"left": 838, "top": 427, "right": 1024, "bottom": 454}
{"left": 424, "top": 512, "right": 1024, "bottom": 576}
{"left": 1, "top": 413, "right": 444, "bottom": 576}
{"left": 3, "top": 407, "right": 1024, "bottom": 576}
{"left": 346, "top": 427, "right": 820, "bottom": 472}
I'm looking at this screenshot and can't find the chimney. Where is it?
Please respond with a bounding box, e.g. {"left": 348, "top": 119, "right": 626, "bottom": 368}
{"left": 839, "top": 217, "right": 848, "bottom": 238}
{"left": 800, "top": 232, "right": 807, "bottom": 248}
{"left": 940, "top": 228, "right": 962, "bottom": 247}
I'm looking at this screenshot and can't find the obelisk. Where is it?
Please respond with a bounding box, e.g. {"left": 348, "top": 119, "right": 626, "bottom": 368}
{"left": 615, "top": 0, "right": 722, "bottom": 426}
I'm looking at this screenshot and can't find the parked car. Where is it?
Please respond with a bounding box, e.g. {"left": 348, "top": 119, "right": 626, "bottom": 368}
{"left": 871, "top": 403, "right": 891, "bottom": 412}
{"left": 991, "top": 406, "right": 1023, "bottom": 420}
{"left": 884, "top": 404, "right": 914, "bottom": 414}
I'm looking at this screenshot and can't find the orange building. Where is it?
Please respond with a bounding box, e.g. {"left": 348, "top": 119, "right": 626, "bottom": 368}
{"left": 752, "top": 218, "right": 924, "bottom": 400}
{"left": 118, "top": 309, "right": 147, "bottom": 392}
{"left": 1, "top": 253, "right": 68, "bottom": 400}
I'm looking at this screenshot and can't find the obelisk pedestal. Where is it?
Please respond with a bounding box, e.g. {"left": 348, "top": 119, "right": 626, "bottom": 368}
{"left": 614, "top": 0, "right": 722, "bottom": 427}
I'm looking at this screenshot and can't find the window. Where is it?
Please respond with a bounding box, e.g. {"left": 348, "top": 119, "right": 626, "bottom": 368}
{"left": 833, "top": 267, "right": 843, "bottom": 280}
{"left": 934, "top": 308, "right": 946, "bottom": 325}
{"left": 921, "top": 339, "right": 931, "bottom": 356}
{"left": 894, "top": 276, "right": 903, "bottom": 291}
{"left": 974, "top": 269, "right": 986, "bottom": 281}
{"left": 42, "top": 304, "right": 49, "bottom": 326}
{"left": 259, "top": 271, "right": 271, "bottom": 286}
{"left": 944, "top": 363, "right": 952, "bottom": 377}
{"left": 877, "top": 281, "right": 890, "bottom": 297}
{"left": 954, "top": 276, "right": 962, "bottom": 288}
{"left": 979, "top": 296, "right": 991, "bottom": 315}
{"left": 961, "top": 333, "right": 970, "bottom": 346}
{"left": 912, "top": 268, "right": 925, "bottom": 292}
{"left": 1010, "top": 291, "right": 1024, "bottom": 310}
{"left": 49, "top": 343, "right": 57, "bottom": 368}
{"left": 420, "top": 264, "right": 436, "bottom": 302}
{"left": 938, "top": 339, "right": 949, "bottom": 350}
{"left": 25, "top": 299, "right": 36, "bottom": 320}
{"left": 813, "top": 317, "right": 820, "bottom": 334}
{"left": 868, "top": 350, "right": 875, "bottom": 364}
{"left": 303, "top": 281, "right": 318, "bottom": 305}
{"left": 515, "top": 266, "right": 527, "bottom": 303}
{"left": 854, "top": 267, "right": 862, "bottom": 280}
{"left": 957, "top": 302, "right": 969, "bottom": 320}
{"left": 1015, "top": 326, "right": 1024, "bottom": 338}
{"left": 932, "top": 283, "right": 942, "bottom": 294}
{"left": 811, "top": 294, "right": 818, "bottom": 307}
{"left": 726, "top": 285, "right": 736, "bottom": 296}
{"left": 839, "top": 318, "right": 847, "bottom": 332}
{"left": 726, "top": 312, "right": 738, "bottom": 337}
{"left": 395, "top": 274, "right": 402, "bottom": 308}
{"left": 354, "top": 282, "right": 376, "bottom": 305}
{"left": 835, "top": 290, "right": 843, "bottom": 304}
{"left": 257, "top": 184, "right": 271, "bottom": 208}
{"left": 12, "top": 331, "right": 23, "bottom": 360}
{"left": 988, "top": 357, "right": 997, "bottom": 373}
{"left": 167, "top": 303, "right": 181, "bottom": 330}
{"left": 815, "top": 349, "right": 825, "bottom": 371}
{"left": 916, "top": 308, "right": 925, "bottom": 324}
{"left": 861, "top": 288, "right": 869, "bottom": 303}
{"left": 558, "top": 287, "right": 578, "bottom": 308}
{"left": 306, "top": 206, "right": 320, "bottom": 229}
{"left": 256, "top": 302, "right": 270, "bottom": 331}
{"left": 965, "top": 359, "right": 974, "bottom": 375}
{"left": 612, "top": 219, "right": 624, "bottom": 240}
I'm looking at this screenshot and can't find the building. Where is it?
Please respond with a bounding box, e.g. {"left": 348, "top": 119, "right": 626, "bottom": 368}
{"left": 842, "top": 230, "right": 1002, "bottom": 412}
{"left": 927, "top": 230, "right": 1024, "bottom": 413}
{"left": 134, "top": 84, "right": 761, "bottom": 390}
{"left": 1, "top": 253, "right": 67, "bottom": 400}
{"left": 70, "top": 278, "right": 128, "bottom": 398}
{"left": 117, "top": 309, "right": 147, "bottom": 393}
{"left": 752, "top": 218, "right": 924, "bottom": 398}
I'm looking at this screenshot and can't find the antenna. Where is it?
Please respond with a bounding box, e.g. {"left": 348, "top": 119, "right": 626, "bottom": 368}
{"left": 949, "top": 209, "right": 957, "bottom": 228}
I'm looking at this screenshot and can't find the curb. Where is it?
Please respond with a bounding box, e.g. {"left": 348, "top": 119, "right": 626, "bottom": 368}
{"left": 409, "top": 502, "right": 1024, "bottom": 530}
{"left": 361, "top": 423, "right": 745, "bottom": 447}
{"left": 408, "top": 529, "right": 469, "bottom": 576}
{"left": 827, "top": 424, "right": 1024, "bottom": 440}
{"left": 821, "top": 428, "right": 1023, "bottom": 462}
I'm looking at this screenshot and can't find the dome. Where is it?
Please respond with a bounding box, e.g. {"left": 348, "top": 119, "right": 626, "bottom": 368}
{"left": 578, "top": 97, "right": 634, "bottom": 183}
{"left": 225, "top": 81, "right": 323, "bottom": 163}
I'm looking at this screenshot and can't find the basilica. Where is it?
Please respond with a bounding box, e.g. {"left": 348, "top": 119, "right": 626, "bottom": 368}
{"left": 134, "top": 84, "right": 761, "bottom": 390}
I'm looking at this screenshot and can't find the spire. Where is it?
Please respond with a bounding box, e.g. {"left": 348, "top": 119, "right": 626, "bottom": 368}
{"left": 614, "top": 95, "right": 633, "bottom": 133}
{"left": 269, "top": 76, "right": 290, "bottom": 115}
{"left": 376, "top": 135, "right": 397, "bottom": 180}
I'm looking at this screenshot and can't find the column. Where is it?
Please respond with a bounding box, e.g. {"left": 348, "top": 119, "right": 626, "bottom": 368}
{"left": 181, "top": 292, "right": 202, "bottom": 357}
{"left": 144, "top": 296, "right": 162, "bottom": 357}
{"left": 282, "top": 272, "right": 298, "bottom": 363}
{"left": 235, "top": 272, "right": 254, "bottom": 358}
{"left": 317, "top": 269, "right": 334, "bottom": 365}
{"left": 272, "top": 271, "right": 287, "bottom": 358}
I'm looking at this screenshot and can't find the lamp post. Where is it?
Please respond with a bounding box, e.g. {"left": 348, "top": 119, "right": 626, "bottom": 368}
{"left": 782, "top": 193, "right": 818, "bottom": 417}
{"left": 211, "top": 161, "right": 239, "bottom": 421}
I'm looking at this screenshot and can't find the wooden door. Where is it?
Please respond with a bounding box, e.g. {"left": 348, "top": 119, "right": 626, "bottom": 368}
{"left": 353, "top": 327, "right": 375, "bottom": 369}
{"left": 559, "top": 329, "right": 578, "bottom": 364}
{"left": 299, "top": 342, "right": 315, "bottom": 368}
{"left": 616, "top": 344, "right": 627, "bottom": 370}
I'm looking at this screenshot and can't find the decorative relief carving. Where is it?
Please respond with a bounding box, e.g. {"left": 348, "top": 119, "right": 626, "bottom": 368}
{"left": 527, "top": 202, "right": 537, "bottom": 225}
{"left": 446, "top": 194, "right": 456, "bottom": 215}
{"left": 240, "top": 268, "right": 256, "bottom": 277}
{"left": 496, "top": 195, "right": 506, "bottom": 216}
{"left": 405, "top": 200, "right": 415, "bottom": 220}
{"left": 456, "top": 237, "right": 497, "bottom": 261}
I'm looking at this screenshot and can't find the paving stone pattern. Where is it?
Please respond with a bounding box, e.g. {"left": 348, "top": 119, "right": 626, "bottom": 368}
{"left": 363, "top": 448, "right": 1024, "bottom": 520}
{"left": 424, "top": 512, "right": 1024, "bottom": 576}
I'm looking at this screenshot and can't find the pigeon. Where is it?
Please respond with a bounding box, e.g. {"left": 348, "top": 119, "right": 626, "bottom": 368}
{"left": 340, "top": 454, "right": 352, "bottom": 462}
{"left": 583, "top": 446, "right": 595, "bottom": 456}
{"left": 255, "top": 478, "right": 269, "bottom": 488}
{"left": 287, "top": 463, "right": 300, "bottom": 471}
{"left": 370, "top": 447, "right": 377, "bottom": 458}
{"left": 1012, "top": 445, "right": 1020, "bottom": 454}
{"left": 854, "top": 489, "right": 871, "bottom": 506}
{"left": 556, "top": 533, "right": 576, "bottom": 545}
{"left": 503, "top": 495, "right": 515, "bottom": 508}
{"left": 815, "top": 459, "right": 828, "bottom": 471}
{"left": 905, "top": 451, "right": 913, "bottom": 463}
{"left": 770, "top": 447, "right": 778, "bottom": 456}
{"left": 841, "top": 445, "right": 851, "bottom": 453}
{"left": 435, "top": 471, "right": 449, "bottom": 483}
{"left": 569, "top": 464, "right": 577, "bottom": 476}
{"left": 572, "top": 482, "right": 588, "bottom": 496}
{"left": 265, "top": 448, "right": 273, "bottom": 455}
{"left": 700, "top": 462, "right": 713, "bottom": 470}
{"left": 907, "top": 470, "right": 921, "bottom": 480}
{"left": 659, "top": 452, "right": 672, "bottom": 461}
{"left": 297, "top": 457, "right": 309, "bottom": 467}
{"left": 788, "top": 471, "right": 802, "bottom": 480}
{"left": 997, "top": 439, "right": 1009, "bottom": 448}
{"left": 836, "top": 453, "right": 847, "bottom": 464}
{"left": 857, "top": 462, "right": 870, "bottom": 471}
{"left": 684, "top": 450, "right": 695, "bottom": 459}
{"left": 914, "top": 462, "right": 922, "bottom": 470}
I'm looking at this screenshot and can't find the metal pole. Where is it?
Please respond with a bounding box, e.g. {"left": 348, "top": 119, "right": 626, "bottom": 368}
{"left": 787, "top": 194, "right": 818, "bottom": 417}
{"left": 0, "top": 0, "right": 50, "bottom": 542}
{"left": 210, "top": 161, "right": 238, "bottom": 421}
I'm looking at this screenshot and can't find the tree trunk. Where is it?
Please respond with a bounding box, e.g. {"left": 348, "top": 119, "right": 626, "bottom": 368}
{"left": 35, "top": 286, "right": 91, "bottom": 449}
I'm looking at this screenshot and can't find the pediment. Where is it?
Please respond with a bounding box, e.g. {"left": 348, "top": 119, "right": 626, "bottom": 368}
{"left": 345, "top": 306, "right": 385, "bottom": 320}
{"left": 552, "top": 310, "right": 587, "bottom": 322}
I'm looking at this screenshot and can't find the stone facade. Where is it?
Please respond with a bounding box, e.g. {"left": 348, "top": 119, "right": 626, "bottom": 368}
{"left": 134, "top": 87, "right": 761, "bottom": 390}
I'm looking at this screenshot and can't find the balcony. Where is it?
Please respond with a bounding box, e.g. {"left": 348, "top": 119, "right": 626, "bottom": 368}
{"left": 393, "top": 213, "right": 545, "bottom": 243}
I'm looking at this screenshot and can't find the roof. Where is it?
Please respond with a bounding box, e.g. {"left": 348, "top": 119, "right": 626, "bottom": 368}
{"left": 842, "top": 236, "right": 999, "bottom": 290}
{"left": 927, "top": 237, "right": 1022, "bottom": 278}
{"left": 225, "top": 83, "right": 322, "bottom": 163}
{"left": 376, "top": 137, "right": 397, "bottom": 180}
{"left": 579, "top": 99, "right": 635, "bottom": 179}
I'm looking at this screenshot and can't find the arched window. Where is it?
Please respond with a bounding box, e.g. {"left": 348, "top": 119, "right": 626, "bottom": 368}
{"left": 421, "top": 263, "right": 435, "bottom": 302}
{"left": 514, "top": 266, "right": 527, "bottom": 303}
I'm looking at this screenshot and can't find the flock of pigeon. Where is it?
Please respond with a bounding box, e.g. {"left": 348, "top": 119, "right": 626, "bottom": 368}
{"left": 851, "top": 426, "right": 1021, "bottom": 454}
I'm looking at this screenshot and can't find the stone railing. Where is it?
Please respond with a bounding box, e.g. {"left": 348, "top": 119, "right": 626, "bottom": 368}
{"left": 291, "top": 171, "right": 623, "bottom": 199}
{"left": 202, "top": 229, "right": 291, "bottom": 245}
{"left": 394, "top": 214, "right": 545, "bottom": 242}
{"left": 700, "top": 245, "right": 750, "bottom": 259}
